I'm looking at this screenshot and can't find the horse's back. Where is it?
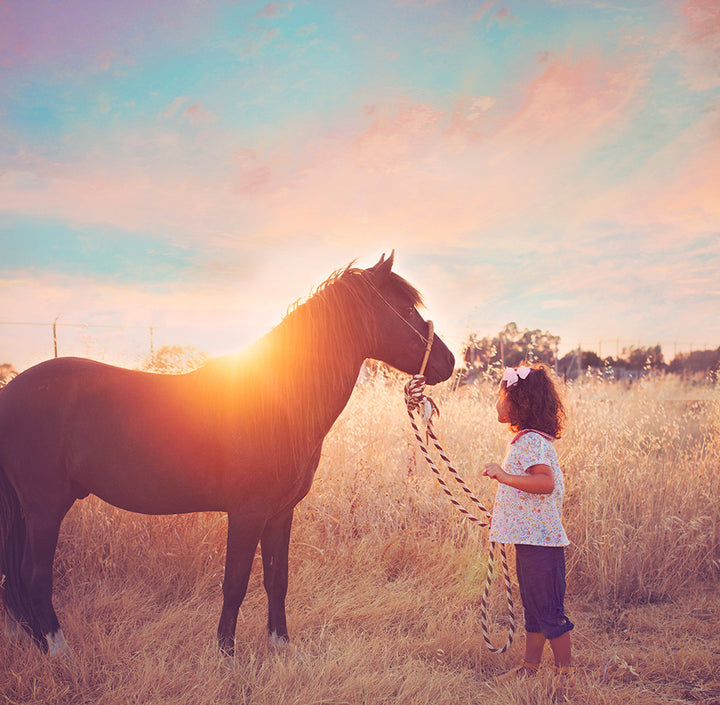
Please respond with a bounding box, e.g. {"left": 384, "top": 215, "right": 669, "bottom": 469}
{"left": 0, "top": 358, "right": 207, "bottom": 510}
{"left": 0, "top": 357, "right": 288, "bottom": 516}
{"left": 1, "top": 356, "right": 146, "bottom": 406}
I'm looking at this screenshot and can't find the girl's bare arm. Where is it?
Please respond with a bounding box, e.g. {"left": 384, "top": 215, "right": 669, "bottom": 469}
{"left": 483, "top": 463, "right": 554, "bottom": 494}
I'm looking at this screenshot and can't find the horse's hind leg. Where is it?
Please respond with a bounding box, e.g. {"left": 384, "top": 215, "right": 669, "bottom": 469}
{"left": 3, "top": 608, "right": 27, "bottom": 644}
{"left": 261, "top": 507, "right": 294, "bottom": 648}
{"left": 21, "top": 500, "right": 74, "bottom": 656}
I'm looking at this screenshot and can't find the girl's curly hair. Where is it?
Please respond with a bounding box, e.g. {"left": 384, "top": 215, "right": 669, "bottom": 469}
{"left": 500, "top": 363, "right": 566, "bottom": 439}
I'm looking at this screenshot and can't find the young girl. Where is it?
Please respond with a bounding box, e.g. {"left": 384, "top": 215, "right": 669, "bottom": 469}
{"left": 483, "top": 363, "right": 573, "bottom": 678}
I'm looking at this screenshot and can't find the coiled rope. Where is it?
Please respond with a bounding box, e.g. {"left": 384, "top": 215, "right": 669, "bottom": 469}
{"left": 404, "top": 369, "right": 516, "bottom": 654}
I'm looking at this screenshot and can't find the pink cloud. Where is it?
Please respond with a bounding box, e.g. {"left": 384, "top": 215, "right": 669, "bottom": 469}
{"left": 182, "top": 103, "right": 216, "bottom": 126}
{"left": 0, "top": 45, "right": 707, "bottom": 280}
{"left": 496, "top": 55, "right": 643, "bottom": 148}
{"left": 679, "top": 0, "right": 720, "bottom": 47}
{"left": 595, "top": 113, "right": 720, "bottom": 244}
{"left": 0, "top": 54, "right": 649, "bottom": 256}
{"left": 255, "top": 3, "right": 294, "bottom": 20}
{"left": 258, "top": 3, "right": 281, "bottom": 17}
{"left": 446, "top": 94, "right": 498, "bottom": 141}
{"left": 352, "top": 99, "right": 443, "bottom": 173}
{"left": 492, "top": 7, "right": 518, "bottom": 26}
{"left": 473, "top": 2, "right": 495, "bottom": 23}
{"left": 162, "top": 97, "right": 216, "bottom": 126}
{"left": 673, "top": 0, "right": 720, "bottom": 89}
{"left": 234, "top": 149, "right": 272, "bottom": 194}
{"left": 0, "top": 0, "right": 216, "bottom": 73}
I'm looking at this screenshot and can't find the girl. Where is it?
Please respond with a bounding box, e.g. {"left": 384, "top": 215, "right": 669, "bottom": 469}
{"left": 483, "top": 363, "right": 573, "bottom": 679}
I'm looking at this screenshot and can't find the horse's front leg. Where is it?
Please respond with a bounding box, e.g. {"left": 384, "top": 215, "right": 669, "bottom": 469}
{"left": 261, "top": 507, "right": 294, "bottom": 648}
{"left": 217, "top": 511, "right": 266, "bottom": 657}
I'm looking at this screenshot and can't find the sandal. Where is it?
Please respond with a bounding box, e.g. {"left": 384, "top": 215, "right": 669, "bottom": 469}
{"left": 496, "top": 660, "right": 541, "bottom": 683}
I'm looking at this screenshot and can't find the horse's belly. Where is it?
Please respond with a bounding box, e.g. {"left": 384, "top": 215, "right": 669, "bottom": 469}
{"left": 67, "top": 422, "right": 259, "bottom": 515}
{"left": 69, "top": 441, "right": 254, "bottom": 515}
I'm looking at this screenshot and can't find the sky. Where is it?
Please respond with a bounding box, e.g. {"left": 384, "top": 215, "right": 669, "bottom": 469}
{"left": 1, "top": 0, "right": 719, "bottom": 370}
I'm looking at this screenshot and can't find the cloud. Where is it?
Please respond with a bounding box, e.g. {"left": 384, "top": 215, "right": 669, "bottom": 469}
{"left": 1, "top": 0, "right": 717, "bottom": 360}
{"left": 495, "top": 54, "right": 643, "bottom": 149}
{"left": 674, "top": 0, "right": 720, "bottom": 90}
{"left": 353, "top": 99, "right": 443, "bottom": 172}
{"left": 163, "top": 98, "right": 217, "bottom": 126}
{"left": 0, "top": 51, "right": 652, "bottom": 260}
{"left": 578, "top": 110, "right": 720, "bottom": 246}
{"left": 256, "top": 3, "right": 294, "bottom": 18}
{"left": 0, "top": 0, "right": 218, "bottom": 75}
{"left": 473, "top": 2, "right": 495, "bottom": 22}
{"left": 491, "top": 7, "right": 519, "bottom": 27}
{"left": 182, "top": 103, "right": 217, "bottom": 126}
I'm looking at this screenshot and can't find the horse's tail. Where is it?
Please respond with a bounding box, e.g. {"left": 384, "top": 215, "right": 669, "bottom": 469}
{"left": 0, "top": 462, "right": 31, "bottom": 632}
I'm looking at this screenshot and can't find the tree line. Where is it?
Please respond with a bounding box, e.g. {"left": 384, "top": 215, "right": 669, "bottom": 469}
{"left": 460, "top": 322, "right": 720, "bottom": 382}
{"left": 2, "top": 333, "right": 718, "bottom": 388}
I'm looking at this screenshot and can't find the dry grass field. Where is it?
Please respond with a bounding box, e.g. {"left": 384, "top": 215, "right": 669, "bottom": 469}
{"left": 2, "top": 374, "right": 719, "bottom": 704}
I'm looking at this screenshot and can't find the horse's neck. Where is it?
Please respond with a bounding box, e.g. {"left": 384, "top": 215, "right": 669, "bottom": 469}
{"left": 289, "top": 335, "right": 366, "bottom": 443}
{"left": 209, "top": 308, "right": 370, "bottom": 451}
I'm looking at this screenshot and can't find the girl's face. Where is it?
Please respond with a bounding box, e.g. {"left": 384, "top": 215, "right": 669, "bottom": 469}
{"left": 496, "top": 392, "right": 512, "bottom": 424}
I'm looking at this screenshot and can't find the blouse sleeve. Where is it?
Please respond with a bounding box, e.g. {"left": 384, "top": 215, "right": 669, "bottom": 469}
{"left": 516, "top": 434, "right": 554, "bottom": 472}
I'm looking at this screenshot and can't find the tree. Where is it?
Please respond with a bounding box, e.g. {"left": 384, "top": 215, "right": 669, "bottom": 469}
{"left": 558, "top": 349, "right": 604, "bottom": 378}
{"left": 460, "top": 322, "right": 560, "bottom": 381}
{"left": 463, "top": 333, "right": 498, "bottom": 370}
{"left": 145, "top": 345, "right": 208, "bottom": 373}
{"left": 619, "top": 345, "right": 664, "bottom": 372}
{"left": 0, "top": 363, "right": 17, "bottom": 388}
{"left": 668, "top": 348, "right": 720, "bottom": 376}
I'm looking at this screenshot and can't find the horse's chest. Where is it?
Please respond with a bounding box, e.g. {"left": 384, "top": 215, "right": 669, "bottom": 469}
{"left": 246, "top": 443, "right": 322, "bottom": 515}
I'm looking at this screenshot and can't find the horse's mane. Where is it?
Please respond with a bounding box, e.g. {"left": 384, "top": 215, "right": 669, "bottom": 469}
{"left": 266, "top": 261, "right": 423, "bottom": 393}
{"left": 200, "top": 262, "right": 423, "bottom": 460}
{"left": 287, "top": 261, "right": 423, "bottom": 317}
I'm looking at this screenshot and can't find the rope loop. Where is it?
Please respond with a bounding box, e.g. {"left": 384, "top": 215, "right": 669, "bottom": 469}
{"left": 403, "top": 375, "right": 516, "bottom": 654}
{"left": 404, "top": 374, "right": 438, "bottom": 424}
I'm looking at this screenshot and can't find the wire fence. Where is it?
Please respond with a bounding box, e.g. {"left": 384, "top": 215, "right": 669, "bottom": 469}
{"left": 0, "top": 319, "right": 156, "bottom": 372}
{"left": 440, "top": 333, "right": 715, "bottom": 362}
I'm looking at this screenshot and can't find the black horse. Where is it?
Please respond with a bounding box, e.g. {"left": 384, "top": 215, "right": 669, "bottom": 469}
{"left": 0, "top": 253, "right": 454, "bottom": 657}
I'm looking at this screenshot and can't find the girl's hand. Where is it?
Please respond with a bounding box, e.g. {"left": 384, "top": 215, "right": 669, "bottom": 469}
{"left": 483, "top": 462, "right": 508, "bottom": 484}
{"left": 484, "top": 462, "right": 555, "bottom": 494}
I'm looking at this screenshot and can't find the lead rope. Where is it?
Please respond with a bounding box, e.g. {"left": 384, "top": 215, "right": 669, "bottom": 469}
{"left": 404, "top": 327, "right": 515, "bottom": 654}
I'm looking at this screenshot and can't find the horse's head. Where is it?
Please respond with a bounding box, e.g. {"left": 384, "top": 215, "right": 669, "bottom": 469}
{"left": 363, "top": 252, "right": 455, "bottom": 385}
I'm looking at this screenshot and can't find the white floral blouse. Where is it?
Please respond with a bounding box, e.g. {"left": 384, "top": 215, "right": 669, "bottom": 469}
{"left": 488, "top": 430, "right": 569, "bottom": 546}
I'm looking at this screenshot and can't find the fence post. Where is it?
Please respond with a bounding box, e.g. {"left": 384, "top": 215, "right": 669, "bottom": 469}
{"left": 53, "top": 317, "right": 59, "bottom": 358}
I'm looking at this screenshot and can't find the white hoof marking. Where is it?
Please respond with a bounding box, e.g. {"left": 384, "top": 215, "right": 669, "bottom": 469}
{"left": 269, "top": 631, "right": 288, "bottom": 650}
{"left": 4, "top": 613, "right": 26, "bottom": 644}
{"left": 45, "top": 629, "right": 70, "bottom": 658}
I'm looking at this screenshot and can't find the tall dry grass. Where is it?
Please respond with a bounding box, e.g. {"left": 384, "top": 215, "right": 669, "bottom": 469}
{"left": 1, "top": 374, "right": 719, "bottom": 704}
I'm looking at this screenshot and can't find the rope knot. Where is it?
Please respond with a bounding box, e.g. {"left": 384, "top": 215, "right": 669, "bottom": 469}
{"left": 403, "top": 374, "right": 438, "bottom": 423}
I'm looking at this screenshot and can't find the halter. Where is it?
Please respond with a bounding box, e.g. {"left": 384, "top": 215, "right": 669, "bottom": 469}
{"left": 418, "top": 320, "right": 434, "bottom": 377}
{"left": 364, "top": 275, "right": 435, "bottom": 377}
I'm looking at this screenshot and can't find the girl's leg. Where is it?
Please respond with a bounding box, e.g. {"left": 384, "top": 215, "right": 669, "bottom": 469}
{"left": 495, "top": 631, "right": 543, "bottom": 681}
{"left": 524, "top": 631, "right": 546, "bottom": 664}
{"left": 549, "top": 631, "right": 572, "bottom": 667}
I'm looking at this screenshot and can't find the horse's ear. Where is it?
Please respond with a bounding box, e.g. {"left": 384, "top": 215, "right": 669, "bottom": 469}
{"left": 368, "top": 250, "right": 395, "bottom": 280}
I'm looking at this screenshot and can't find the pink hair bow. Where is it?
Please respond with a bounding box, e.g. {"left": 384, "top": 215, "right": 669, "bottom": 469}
{"left": 502, "top": 366, "right": 531, "bottom": 387}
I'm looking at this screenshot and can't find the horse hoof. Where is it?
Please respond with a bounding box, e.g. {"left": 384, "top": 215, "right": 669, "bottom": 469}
{"left": 219, "top": 651, "right": 237, "bottom": 670}
{"left": 4, "top": 614, "right": 28, "bottom": 645}
{"left": 268, "top": 631, "right": 289, "bottom": 651}
{"left": 45, "top": 629, "right": 71, "bottom": 660}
